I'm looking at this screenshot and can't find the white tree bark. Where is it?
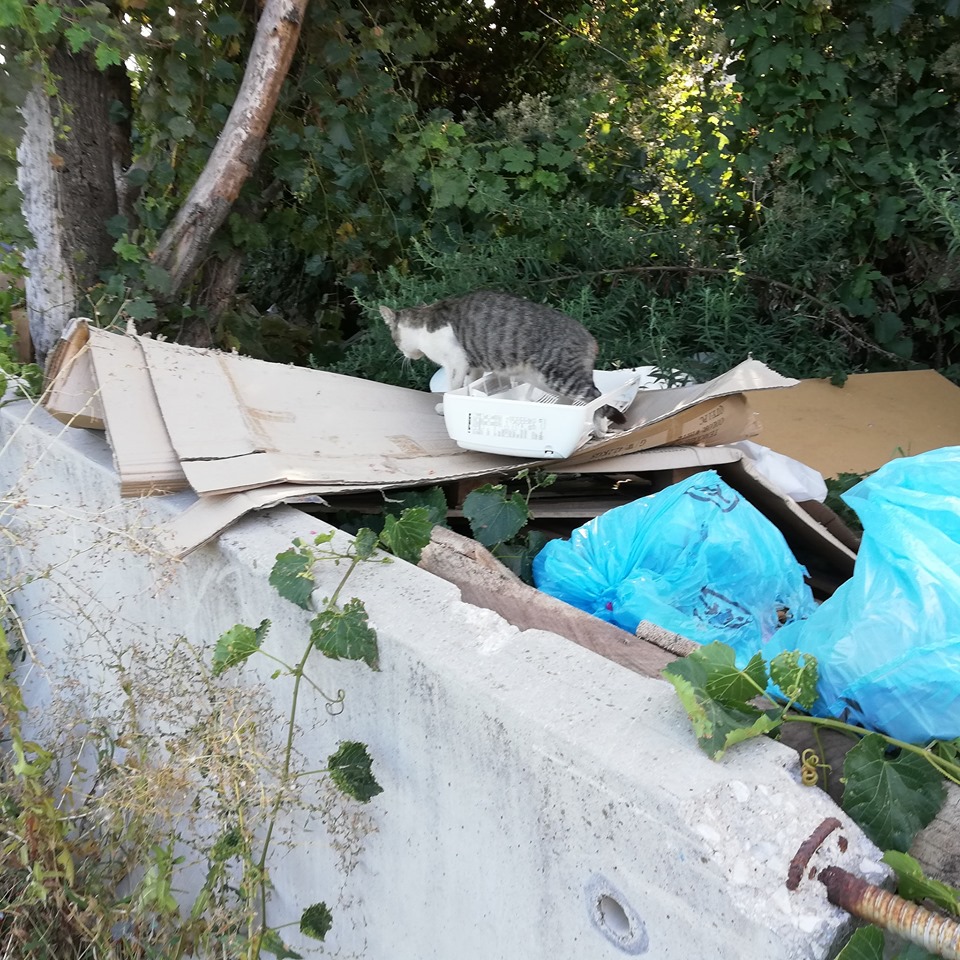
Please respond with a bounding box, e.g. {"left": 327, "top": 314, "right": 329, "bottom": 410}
{"left": 18, "top": 0, "right": 308, "bottom": 361}
{"left": 151, "top": 0, "right": 310, "bottom": 295}
{"left": 18, "top": 50, "right": 124, "bottom": 367}
{"left": 17, "top": 85, "right": 78, "bottom": 366}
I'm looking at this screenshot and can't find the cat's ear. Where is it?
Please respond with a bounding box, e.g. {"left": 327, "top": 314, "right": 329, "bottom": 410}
{"left": 379, "top": 305, "right": 397, "bottom": 327}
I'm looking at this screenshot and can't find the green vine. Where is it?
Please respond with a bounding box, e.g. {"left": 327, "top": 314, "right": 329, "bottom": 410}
{"left": 664, "top": 640, "right": 960, "bottom": 956}
{"left": 0, "top": 507, "right": 433, "bottom": 959}
{"left": 461, "top": 469, "right": 557, "bottom": 584}
{"left": 209, "top": 507, "right": 433, "bottom": 958}
{"left": 663, "top": 641, "right": 960, "bottom": 853}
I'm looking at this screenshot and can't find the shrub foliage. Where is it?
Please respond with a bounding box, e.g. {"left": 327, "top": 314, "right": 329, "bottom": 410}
{"left": 1, "top": 0, "right": 959, "bottom": 378}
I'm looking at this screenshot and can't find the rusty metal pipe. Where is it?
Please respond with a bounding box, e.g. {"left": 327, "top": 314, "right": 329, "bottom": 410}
{"left": 819, "top": 865, "right": 960, "bottom": 960}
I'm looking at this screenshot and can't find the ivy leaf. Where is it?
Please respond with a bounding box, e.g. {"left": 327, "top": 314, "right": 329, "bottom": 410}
{"left": 208, "top": 12, "right": 242, "bottom": 35}
{"left": 873, "top": 312, "right": 904, "bottom": 346}
{"left": 212, "top": 620, "right": 270, "bottom": 676}
{"left": 431, "top": 168, "right": 470, "bottom": 208}
{"left": 125, "top": 166, "right": 149, "bottom": 188}
{"left": 353, "top": 526, "right": 379, "bottom": 560}
{"left": 769, "top": 650, "right": 818, "bottom": 710}
{"left": 30, "top": 3, "right": 61, "bottom": 33}
{"left": 834, "top": 925, "right": 884, "bottom": 960}
{"left": 300, "top": 902, "right": 333, "bottom": 941}
{"left": 124, "top": 297, "right": 157, "bottom": 321}
{"left": 94, "top": 43, "right": 123, "bottom": 71}
{"left": 328, "top": 740, "right": 383, "bottom": 802}
{"left": 259, "top": 928, "right": 303, "bottom": 959}
{"left": 866, "top": 0, "right": 914, "bottom": 34}
{"left": 64, "top": 24, "right": 93, "bottom": 52}
{"left": 142, "top": 262, "right": 172, "bottom": 295}
{"left": 842, "top": 734, "right": 946, "bottom": 851}
{"left": 114, "top": 237, "right": 144, "bottom": 262}
{"left": 105, "top": 213, "right": 129, "bottom": 238}
{"left": 663, "top": 643, "right": 778, "bottom": 759}
{"left": 168, "top": 116, "right": 196, "bottom": 139}
{"left": 310, "top": 598, "right": 378, "bottom": 669}
{"left": 462, "top": 485, "right": 529, "bottom": 548}
{"left": 500, "top": 145, "right": 536, "bottom": 174}
{"left": 270, "top": 547, "right": 315, "bottom": 610}
{"left": 328, "top": 120, "right": 353, "bottom": 151}
{"left": 882, "top": 851, "right": 960, "bottom": 916}
{"left": 934, "top": 738, "right": 960, "bottom": 765}
{"left": 420, "top": 122, "right": 449, "bottom": 150}
{"left": 379, "top": 506, "right": 433, "bottom": 564}
{"left": 532, "top": 169, "right": 563, "bottom": 191}
{"left": 385, "top": 487, "right": 448, "bottom": 526}
{"left": 537, "top": 143, "right": 575, "bottom": 169}
{"left": 492, "top": 529, "right": 550, "bottom": 584}
{"left": 706, "top": 647, "right": 768, "bottom": 706}
{"left": 0, "top": 0, "right": 25, "bottom": 26}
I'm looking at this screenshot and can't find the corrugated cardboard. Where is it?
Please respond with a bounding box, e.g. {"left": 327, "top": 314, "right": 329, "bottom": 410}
{"left": 136, "top": 335, "right": 538, "bottom": 496}
{"left": 42, "top": 321, "right": 808, "bottom": 556}
{"left": 86, "top": 327, "right": 188, "bottom": 496}
{"left": 43, "top": 322, "right": 794, "bottom": 485}
{"left": 41, "top": 319, "right": 105, "bottom": 430}
{"left": 749, "top": 369, "right": 960, "bottom": 477}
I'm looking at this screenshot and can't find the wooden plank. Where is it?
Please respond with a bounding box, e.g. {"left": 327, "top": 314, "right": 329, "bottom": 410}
{"left": 418, "top": 526, "right": 678, "bottom": 679}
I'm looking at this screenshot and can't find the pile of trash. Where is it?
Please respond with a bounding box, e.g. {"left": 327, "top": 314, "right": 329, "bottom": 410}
{"left": 535, "top": 447, "right": 960, "bottom": 745}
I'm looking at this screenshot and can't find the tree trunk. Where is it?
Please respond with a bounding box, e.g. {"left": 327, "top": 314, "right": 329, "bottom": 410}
{"left": 150, "top": 0, "right": 310, "bottom": 314}
{"left": 17, "top": 49, "right": 125, "bottom": 366}
{"left": 20, "top": 0, "right": 308, "bottom": 361}
{"left": 189, "top": 248, "right": 249, "bottom": 348}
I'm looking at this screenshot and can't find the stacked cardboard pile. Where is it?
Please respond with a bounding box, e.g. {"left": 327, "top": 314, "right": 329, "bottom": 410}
{"left": 42, "top": 319, "right": 849, "bottom": 561}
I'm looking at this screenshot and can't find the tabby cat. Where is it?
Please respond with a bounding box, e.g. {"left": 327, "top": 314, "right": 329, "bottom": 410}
{"left": 378, "top": 290, "right": 626, "bottom": 424}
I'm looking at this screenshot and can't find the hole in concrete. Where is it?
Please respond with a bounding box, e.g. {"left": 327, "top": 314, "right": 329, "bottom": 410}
{"left": 585, "top": 874, "right": 649, "bottom": 955}
{"left": 598, "top": 894, "right": 631, "bottom": 937}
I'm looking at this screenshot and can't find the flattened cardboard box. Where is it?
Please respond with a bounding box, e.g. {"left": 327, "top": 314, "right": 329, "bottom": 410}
{"left": 749, "top": 369, "right": 960, "bottom": 477}
{"left": 42, "top": 322, "right": 801, "bottom": 556}
{"left": 41, "top": 319, "right": 105, "bottom": 430}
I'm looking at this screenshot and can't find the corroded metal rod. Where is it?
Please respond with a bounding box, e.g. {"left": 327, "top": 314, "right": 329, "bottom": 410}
{"left": 819, "top": 865, "right": 960, "bottom": 960}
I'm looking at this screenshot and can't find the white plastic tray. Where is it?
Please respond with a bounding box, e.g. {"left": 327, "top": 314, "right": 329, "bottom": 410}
{"left": 442, "top": 371, "right": 642, "bottom": 458}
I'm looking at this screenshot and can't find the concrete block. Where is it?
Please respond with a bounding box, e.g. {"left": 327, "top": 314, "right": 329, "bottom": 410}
{"left": 0, "top": 400, "right": 885, "bottom": 959}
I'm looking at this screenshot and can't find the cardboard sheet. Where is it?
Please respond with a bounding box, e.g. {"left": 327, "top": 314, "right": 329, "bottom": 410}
{"left": 155, "top": 482, "right": 334, "bottom": 557}
{"left": 86, "top": 328, "right": 188, "bottom": 496}
{"left": 137, "top": 336, "right": 539, "bottom": 496}
{"left": 152, "top": 348, "right": 790, "bottom": 496}
{"left": 748, "top": 369, "right": 960, "bottom": 477}
{"left": 43, "top": 321, "right": 804, "bottom": 555}
{"left": 42, "top": 319, "right": 105, "bottom": 430}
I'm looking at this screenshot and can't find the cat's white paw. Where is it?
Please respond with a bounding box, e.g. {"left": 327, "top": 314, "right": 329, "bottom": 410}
{"left": 434, "top": 401, "right": 445, "bottom": 416}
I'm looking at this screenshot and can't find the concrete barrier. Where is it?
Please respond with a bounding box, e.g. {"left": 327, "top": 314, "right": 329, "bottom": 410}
{"left": 0, "top": 399, "right": 885, "bottom": 959}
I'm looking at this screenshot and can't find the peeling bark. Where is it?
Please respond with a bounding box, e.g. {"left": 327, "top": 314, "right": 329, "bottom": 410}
{"left": 17, "top": 49, "right": 124, "bottom": 365}
{"left": 17, "top": 84, "right": 74, "bottom": 366}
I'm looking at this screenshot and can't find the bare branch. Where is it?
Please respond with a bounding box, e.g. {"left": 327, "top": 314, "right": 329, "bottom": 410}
{"left": 150, "top": 0, "right": 310, "bottom": 296}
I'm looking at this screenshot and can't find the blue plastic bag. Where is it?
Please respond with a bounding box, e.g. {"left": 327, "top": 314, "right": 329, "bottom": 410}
{"left": 764, "top": 446, "right": 960, "bottom": 744}
{"left": 532, "top": 471, "right": 816, "bottom": 665}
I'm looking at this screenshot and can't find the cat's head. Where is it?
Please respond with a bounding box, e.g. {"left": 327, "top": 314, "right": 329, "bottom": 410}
{"left": 378, "top": 305, "right": 425, "bottom": 360}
